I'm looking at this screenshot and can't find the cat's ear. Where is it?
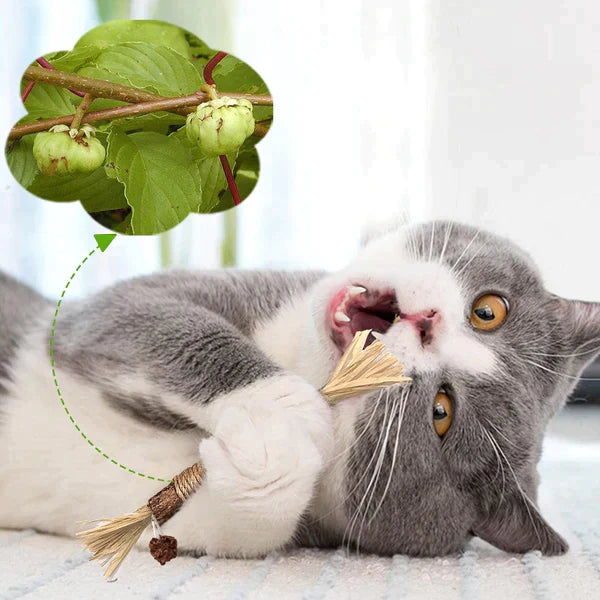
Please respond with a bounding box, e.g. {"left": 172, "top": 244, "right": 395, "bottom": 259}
{"left": 472, "top": 494, "right": 568, "bottom": 556}
{"left": 553, "top": 296, "right": 600, "bottom": 365}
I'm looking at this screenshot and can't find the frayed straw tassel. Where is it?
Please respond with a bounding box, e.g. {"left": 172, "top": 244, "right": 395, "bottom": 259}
{"left": 77, "top": 462, "right": 205, "bottom": 579}
{"left": 78, "top": 329, "right": 410, "bottom": 579}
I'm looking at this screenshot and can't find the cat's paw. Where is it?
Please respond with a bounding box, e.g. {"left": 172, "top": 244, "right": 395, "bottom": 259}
{"left": 191, "top": 374, "right": 333, "bottom": 555}
{"left": 201, "top": 373, "right": 334, "bottom": 466}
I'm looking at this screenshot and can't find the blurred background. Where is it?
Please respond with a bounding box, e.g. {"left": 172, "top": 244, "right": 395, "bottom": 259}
{"left": 1, "top": 1, "right": 599, "bottom": 409}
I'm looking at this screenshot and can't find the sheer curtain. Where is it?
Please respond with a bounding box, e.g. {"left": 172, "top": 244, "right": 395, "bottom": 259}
{"left": 1, "top": 0, "right": 599, "bottom": 302}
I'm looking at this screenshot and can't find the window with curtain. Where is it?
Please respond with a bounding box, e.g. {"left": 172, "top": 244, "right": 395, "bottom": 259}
{"left": 1, "top": 0, "right": 599, "bottom": 305}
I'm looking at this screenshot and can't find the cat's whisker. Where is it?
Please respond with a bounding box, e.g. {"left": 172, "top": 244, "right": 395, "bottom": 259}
{"left": 346, "top": 393, "right": 391, "bottom": 553}
{"left": 310, "top": 385, "right": 413, "bottom": 530}
{"left": 520, "top": 356, "right": 600, "bottom": 381}
{"left": 342, "top": 390, "right": 391, "bottom": 552}
{"left": 438, "top": 221, "right": 453, "bottom": 265}
{"left": 347, "top": 390, "right": 394, "bottom": 554}
{"left": 404, "top": 225, "right": 419, "bottom": 261}
{"left": 428, "top": 222, "right": 436, "bottom": 263}
{"left": 322, "top": 389, "right": 384, "bottom": 468}
{"left": 524, "top": 338, "right": 600, "bottom": 359}
{"left": 480, "top": 424, "right": 542, "bottom": 545}
{"left": 419, "top": 226, "right": 426, "bottom": 259}
{"left": 484, "top": 418, "right": 521, "bottom": 451}
{"left": 450, "top": 229, "right": 481, "bottom": 274}
{"left": 355, "top": 395, "right": 398, "bottom": 554}
{"left": 479, "top": 424, "right": 506, "bottom": 504}
{"left": 454, "top": 246, "right": 483, "bottom": 278}
{"left": 367, "top": 386, "right": 409, "bottom": 524}
{"left": 310, "top": 388, "right": 396, "bottom": 527}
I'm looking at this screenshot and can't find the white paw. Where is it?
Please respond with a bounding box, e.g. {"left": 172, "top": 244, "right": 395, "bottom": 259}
{"left": 185, "top": 374, "right": 333, "bottom": 555}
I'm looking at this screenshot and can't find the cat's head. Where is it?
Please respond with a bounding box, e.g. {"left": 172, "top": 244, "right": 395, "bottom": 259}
{"left": 305, "top": 221, "right": 600, "bottom": 556}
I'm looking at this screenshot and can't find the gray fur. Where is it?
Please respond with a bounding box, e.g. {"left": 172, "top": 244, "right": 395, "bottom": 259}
{"left": 53, "top": 270, "right": 322, "bottom": 412}
{"left": 102, "top": 391, "right": 198, "bottom": 431}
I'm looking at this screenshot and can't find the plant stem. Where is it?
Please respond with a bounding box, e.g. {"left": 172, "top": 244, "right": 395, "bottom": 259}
{"left": 22, "top": 66, "right": 272, "bottom": 107}
{"left": 70, "top": 93, "right": 94, "bottom": 129}
{"left": 203, "top": 51, "right": 229, "bottom": 86}
{"left": 202, "top": 52, "right": 243, "bottom": 207}
{"left": 8, "top": 99, "right": 270, "bottom": 140}
{"left": 219, "top": 155, "right": 242, "bottom": 206}
{"left": 21, "top": 81, "right": 35, "bottom": 103}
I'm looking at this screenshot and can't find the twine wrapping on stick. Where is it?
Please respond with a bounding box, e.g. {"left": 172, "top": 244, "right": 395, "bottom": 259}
{"left": 77, "top": 329, "right": 410, "bottom": 579}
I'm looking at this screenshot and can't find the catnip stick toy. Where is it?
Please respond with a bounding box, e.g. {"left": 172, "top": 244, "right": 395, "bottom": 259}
{"left": 78, "top": 329, "right": 410, "bottom": 579}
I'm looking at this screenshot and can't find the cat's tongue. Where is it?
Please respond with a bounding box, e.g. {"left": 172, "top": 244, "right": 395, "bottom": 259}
{"left": 349, "top": 311, "right": 394, "bottom": 336}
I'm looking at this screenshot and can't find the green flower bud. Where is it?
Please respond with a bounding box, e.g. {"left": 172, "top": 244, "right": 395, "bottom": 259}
{"left": 185, "top": 96, "right": 255, "bottom": 157}
{"left": 33, "top": 124, "right": 105, "bottom": 176}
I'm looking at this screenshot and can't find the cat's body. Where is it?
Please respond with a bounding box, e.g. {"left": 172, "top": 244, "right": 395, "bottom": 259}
{"left": 1, "top": 221, "right": 598, "bottom": 558}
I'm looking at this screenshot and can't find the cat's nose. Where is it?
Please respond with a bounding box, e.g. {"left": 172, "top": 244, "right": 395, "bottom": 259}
{"left": 398, "top": 309, "right": 440, "bottom": 346}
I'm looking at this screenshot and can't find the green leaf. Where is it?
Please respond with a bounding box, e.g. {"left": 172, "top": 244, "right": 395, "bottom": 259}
{"left": 209, "top": 54, "right": 272, "bottom": 122}
{"left": 23, "top": 83, "right": 78, "bottom": 117}
{"left": 89, "top": 208, "right": 133, "bottom": 234}
{"left": 108, "top": 112, "right": 186, "bottom": 135}
{"left": 195, "top": 155, "right": 229, "bottom": 213}
{"left": 5, "top": 136, "right": 39, "bottom": 188}
{"left": 106, "top": 128, "right": 202, "bottom": 234}
{"left": 184, "top": 33, "right": 213, "bottom": 61}
{"left": 49, "top": 46, "right": 102, "bottom": 73}
{"left": 78, "top": 42, "right": 202, "bottom": 97}
{"left": 75, "top": 20, "right": 193, "bottom": 59}
{"left": 211, "top": 54, "right": 269, "bottom": 95}
{"left": 169, "top": 128, "right": 235, "bottom": 213}
{"left": 28, "top": 166, "right": 128, "bottom": 210}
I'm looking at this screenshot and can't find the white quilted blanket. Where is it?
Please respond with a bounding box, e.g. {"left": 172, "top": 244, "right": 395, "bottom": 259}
{"left": 1, "top": 417, "right": 598, "bottom": 600}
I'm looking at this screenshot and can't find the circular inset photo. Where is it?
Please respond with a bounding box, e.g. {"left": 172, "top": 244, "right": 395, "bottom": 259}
{"left": 5, "top": 20, "right": 272, "bottom": 235}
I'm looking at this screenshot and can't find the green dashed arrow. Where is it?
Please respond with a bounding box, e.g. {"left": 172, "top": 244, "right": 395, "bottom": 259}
{"left": 49, "top": 234, "right": 169, "bottom": 483}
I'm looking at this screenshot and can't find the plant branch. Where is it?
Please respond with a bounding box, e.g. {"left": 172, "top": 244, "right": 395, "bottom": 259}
{"left": 35, "top": 57, "right": 85, "bottom": 97}
{"left": 8, "top": 97, "right": 270, "bottom": 140}
{"left": 22, "top": 66, "right": 272, "bottom": 106}
{"left": 219, "top": 155, "right": 242, "bottom": 206}
{"left": 70, "top": 93, "right": 94, "bottom": 129}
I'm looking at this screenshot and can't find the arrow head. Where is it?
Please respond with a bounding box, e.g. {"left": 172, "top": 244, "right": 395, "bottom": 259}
{"left": 94, "top": 233, "right": 117, "bottom": 253}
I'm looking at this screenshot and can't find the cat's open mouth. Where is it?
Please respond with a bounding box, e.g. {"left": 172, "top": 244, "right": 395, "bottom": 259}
{"left": 327, "top": 284, "right": 399, "bottom": 351}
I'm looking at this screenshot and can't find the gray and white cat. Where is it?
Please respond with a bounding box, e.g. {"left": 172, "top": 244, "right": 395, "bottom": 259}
{"left": 0, "top": 221, "right": 598, "bottom": 558}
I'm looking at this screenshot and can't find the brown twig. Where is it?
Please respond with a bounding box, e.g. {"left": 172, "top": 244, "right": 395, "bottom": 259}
{"left": 35, "top": 57, "right": 85, "bottom": 97}
{"left": 8, "top": 98, "right": 270, "bottom": 140}
{"left": 70, "top": 93, "right": 94, "bottom": 129}
{"left": 22, "top": 66, "right": 272, "bottom": 107}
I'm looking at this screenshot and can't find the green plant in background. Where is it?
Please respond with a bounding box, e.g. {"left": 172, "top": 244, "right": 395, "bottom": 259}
{"left": 5, "top": 19, "right": 272, "bottom": 237}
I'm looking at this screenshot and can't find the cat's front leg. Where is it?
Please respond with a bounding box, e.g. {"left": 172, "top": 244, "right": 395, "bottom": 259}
{"left": 166, "top": 373, "right": 333, "bottom": 557}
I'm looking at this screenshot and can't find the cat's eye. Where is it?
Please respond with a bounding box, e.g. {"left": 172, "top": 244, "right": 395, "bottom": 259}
{"left": 433, "top": 391, "right": 453, "bottom": 437}
{"left": 470, "top": 294, "right": 508, "bottom": 331}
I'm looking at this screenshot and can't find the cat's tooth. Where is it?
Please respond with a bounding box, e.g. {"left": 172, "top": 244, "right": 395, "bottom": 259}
{"left": 335, "top": 311, "right": 351, "bottom": 323}
{"left": 347, "top": 285, "right": 367, "bottom": 296}
{"left": 372, "top": 331, "right": 384, "bottom": 340}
